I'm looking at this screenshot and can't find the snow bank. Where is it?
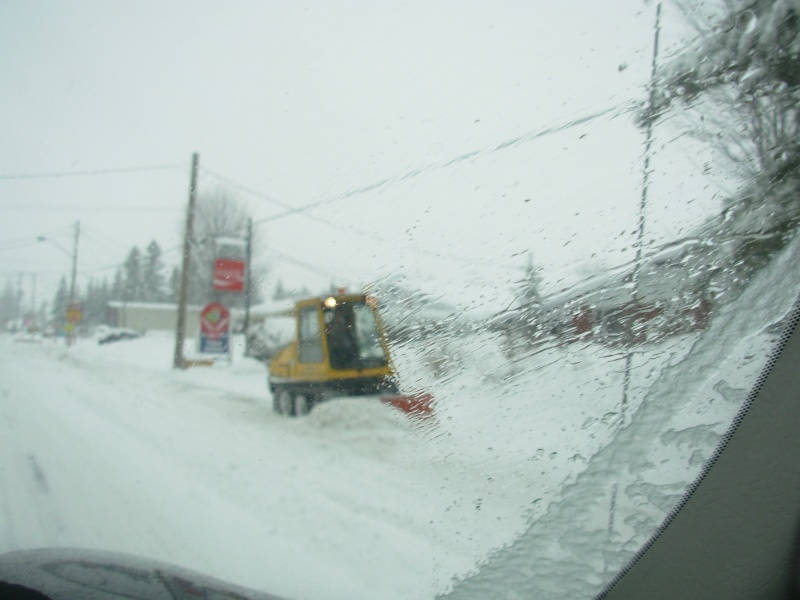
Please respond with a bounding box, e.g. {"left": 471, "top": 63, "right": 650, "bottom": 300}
{"left": 441, "top": 232, "right": 800, "bottom": 598}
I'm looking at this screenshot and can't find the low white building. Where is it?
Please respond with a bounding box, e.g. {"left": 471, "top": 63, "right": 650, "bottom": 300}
{"left": 106, "top": 302, "right": 203, "bottom": 338}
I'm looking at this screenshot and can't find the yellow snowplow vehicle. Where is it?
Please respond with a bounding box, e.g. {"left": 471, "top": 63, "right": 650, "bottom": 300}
{"left": 267, "top": 292, "right": 432, "bottom": 417}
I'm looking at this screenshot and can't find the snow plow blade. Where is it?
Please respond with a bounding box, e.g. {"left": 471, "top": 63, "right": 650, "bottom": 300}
{"left": 380, "top": 392, "right": 434, "bottom": 417}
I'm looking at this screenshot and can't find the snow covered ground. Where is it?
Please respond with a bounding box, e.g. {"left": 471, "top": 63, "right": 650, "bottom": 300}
{"left": 0, "top": 329, "right": 584, "bottom": 600}
{"left": 0, "top": 326, "right": 665, "bottom": 600}
{"left": 441, "top": 235, "right": 800, "bottom": 599}
{"left": 1, "top": 225, "right": 797, "bottom": 600}
{"left": 0, "top": 333, "right": 466, "bottom": 600}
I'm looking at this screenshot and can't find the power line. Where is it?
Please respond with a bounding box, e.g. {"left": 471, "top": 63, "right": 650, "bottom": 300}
{"left": 161, "top": 244, "right": 184, "bottom": 257}
{"left": 200, "top": 167, "right": 390, "bottom": 242}
{"left": 80, "top": 231, "right": 118, "bottom": 271}
{"left": 199, "top": 166, "right": 466, "bottom": 278}
{"left": 3, "top": 205, "right": 182, "bottom": 212}
{"left": 267, "top": 247, "right": 350, "bottom": 282}
{"left": 0, "top": 226, "right": 73, "bottom": 251}
{"left": 207, "top": 166, "right": 517, "bottom": 269}
{"left": 197, "top": 103, "right": 633, "bottom": 272}
{"left": 81, "top": 226, "right": 138, "bottom": 253}
{"left": 0, "top": 268, "right": 66, "bottom": 276}
{"left": 0, "top": 102, "right": 636, "bottom": 297}
{"left": 0, "top": 163, "right": 187, "bottom": 180}
{"left": 80, "top": 262, "right": 125, "bottom": 275}
{"left": 0, "top": 235, "right": 69, "bottom": 254}
{"left": 0, "top": 239, "right": 42, "bottom": 254}
{"left": 199, "top": 168, "right": 291, "bottom": 211}
{"left": 253, "top": 101, "right": 633, "bottom": 226}
{"left": 0, "top": 259, "right": 70, "bottom": 268}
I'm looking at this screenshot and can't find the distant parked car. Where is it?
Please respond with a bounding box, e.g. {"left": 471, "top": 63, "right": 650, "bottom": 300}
{"left": 14, "top": 327, "right": 44, "bottom": 344}
{"left": 97, "top": 328, "right": 142, "bottom": 345}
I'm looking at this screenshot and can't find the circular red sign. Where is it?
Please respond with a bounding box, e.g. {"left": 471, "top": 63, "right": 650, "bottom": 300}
{"left": 200, "top": 303, "right": 230, "bottom": 341}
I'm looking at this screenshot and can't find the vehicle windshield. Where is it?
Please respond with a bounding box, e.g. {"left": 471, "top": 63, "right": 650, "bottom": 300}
{"left": 1, "top": 2, "right": 799, "bottom": 599}
{"left": 324, "top": 301, "right": 387, "bottom": 369}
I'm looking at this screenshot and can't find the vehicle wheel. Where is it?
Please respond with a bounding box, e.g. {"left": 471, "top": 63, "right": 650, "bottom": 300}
{"left": 276, "top": 388, "right": 293, "bottom": 415}
{"left": 293, "top": 393, "right": 311, "bottom": 416}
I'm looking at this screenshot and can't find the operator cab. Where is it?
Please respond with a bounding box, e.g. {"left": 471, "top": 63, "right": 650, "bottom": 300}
{"left": 322, "top": 296, "right": 388, "bottom": 371}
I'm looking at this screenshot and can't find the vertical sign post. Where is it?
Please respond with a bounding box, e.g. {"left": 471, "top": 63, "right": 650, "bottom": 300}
{"left": 199, "top": 302, "right": 230, "bottom": 355}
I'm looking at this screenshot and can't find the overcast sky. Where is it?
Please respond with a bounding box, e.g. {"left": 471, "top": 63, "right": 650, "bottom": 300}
{"left": 0, "top": 1, "right": 717, "bottom": 315}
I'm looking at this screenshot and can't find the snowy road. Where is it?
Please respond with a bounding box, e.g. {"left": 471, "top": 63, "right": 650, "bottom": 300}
{"left": 1, "top": 295, "right": 775, "bottom": 600}
{"left": 0, "top": 334, "right": 552, "bottom": 600}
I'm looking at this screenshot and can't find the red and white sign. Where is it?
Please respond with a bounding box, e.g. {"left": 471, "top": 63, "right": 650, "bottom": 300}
{"left": 200, "top": 303, "right": 230, "bottom": 341}
{"left": 213, "top": 258, "right": 245, "bottom": 292}
{"left": 66, "top": 303, "right": 82, "bottom": 324}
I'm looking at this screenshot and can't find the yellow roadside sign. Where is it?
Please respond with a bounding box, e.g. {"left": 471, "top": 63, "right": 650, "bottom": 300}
{"left": 66, "top": 305, "right": 82, "bottom": 324}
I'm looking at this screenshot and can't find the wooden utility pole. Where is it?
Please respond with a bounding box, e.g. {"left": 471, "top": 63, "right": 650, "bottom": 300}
{"left": 608, "top": 1, "right": 662, "bottom": 553}
{"left": 30, "top": 273, "right": 36, "bottom": 327}
{"left": 174, "top": 153, "right": 200, "bottom": 369}
{"left": 243, "top": 217, "right": 253, "bottom": 339}
{"left": 620, "top": 1, "right": 662, "bottom": 419}
{"left": 67, "top": 220, "right": 80, "bottom": 346}
{"left": 16, "top": 272, "right": 23, "bottom": 325}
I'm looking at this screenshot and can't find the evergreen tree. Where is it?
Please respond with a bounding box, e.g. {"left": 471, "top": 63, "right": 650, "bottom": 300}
{"left": 647, "top": 0, "right": 800, "bottom": 290}
{"left": 123, "top": 247, "right": 143, "bottom": 302}
{"left": 0, "top": 280, "right": 19, "bottom": 328}
{"left": 142, "top": 240, "right": 166, "bottom": 302}
{"left": 167, "top": 266, "right": 180, "bottom": 303}
{"left": 512, "top": 254, "right": 545, "bottom": 340}
{"left": 98, "top": 278, "right": 111, "bottom": 324}
{"left": 111, "top": 268, "right": 125, "bottom": 301}
{"left": 52, "top": 277, "right": 68, "bottom": 331}
{"left": 37, "top": 301, "right": 48, "bottom": 329}
{"left": 82, "top": 278, "right": 111, "bottom": 327}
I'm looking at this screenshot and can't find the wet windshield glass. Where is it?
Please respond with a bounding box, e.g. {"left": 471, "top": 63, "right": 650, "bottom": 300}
{"left": 1, "top": 1, "right": 799, "bottom": 599}
{"left": 351, "top": 303, "right": 387, "bottom": 362}
{"left": 324, "top": 302, "right": 388, "bottom": 370}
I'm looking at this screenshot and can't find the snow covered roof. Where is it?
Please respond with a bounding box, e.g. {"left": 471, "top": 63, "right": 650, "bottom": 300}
{"left": 247, "top": 298, "right": 296, "bottom": 319}
{"left": 107, "top": 301, "right": 204, "bottom": 311}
